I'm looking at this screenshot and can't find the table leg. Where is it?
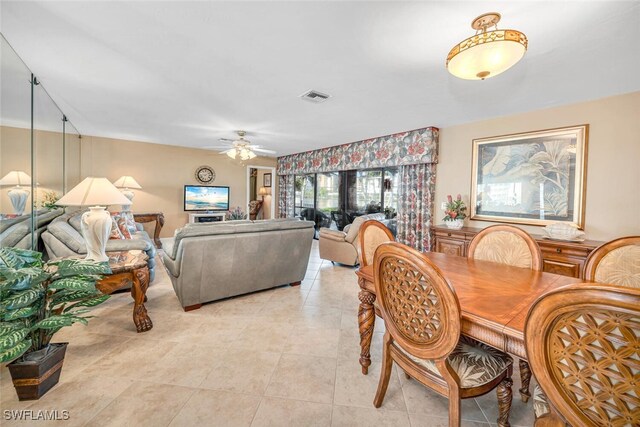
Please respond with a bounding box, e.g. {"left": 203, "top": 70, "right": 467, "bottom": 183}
{"left": 358, "top": 278, "right": 376, "bottom": 375}
{"left": 131, "top": 267, "right": 153, "bottom": 333}
{"left": 519, "top": 359, "right": 532, "bottom": 402}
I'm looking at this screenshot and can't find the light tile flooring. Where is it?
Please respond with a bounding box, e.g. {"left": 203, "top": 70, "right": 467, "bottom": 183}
{"left": 1, "top": 241, "right": 536, "bottom": 426}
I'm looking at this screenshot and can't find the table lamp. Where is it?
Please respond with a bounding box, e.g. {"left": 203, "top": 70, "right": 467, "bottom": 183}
{"left": 0, "top": 171, "right": 32, "bottom": 215}
{"left": 258, "top": 186, "right": 270, "bottom": 201}
{"left": 112, "top": 175, "right": 142, "bottom": 211}
{"left": 56, "top": 177, "right": 132, "bottom": 261}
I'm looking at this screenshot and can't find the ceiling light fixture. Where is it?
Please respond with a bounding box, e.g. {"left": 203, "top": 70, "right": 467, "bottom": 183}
{"left": 446, "top": 12, "right": 527, "bottom": 80}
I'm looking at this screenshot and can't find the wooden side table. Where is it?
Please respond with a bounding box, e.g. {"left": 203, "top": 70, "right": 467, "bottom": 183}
{"left": 97, "top": 251, "right": 153, "bottom": 333}
{"left": 133, "top": 212, "right": 165, "bottom": 248}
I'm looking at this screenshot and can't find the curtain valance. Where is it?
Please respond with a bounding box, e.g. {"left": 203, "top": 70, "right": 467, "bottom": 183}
{"left": 276, "top": 127, "right": 438, "bottom": 175}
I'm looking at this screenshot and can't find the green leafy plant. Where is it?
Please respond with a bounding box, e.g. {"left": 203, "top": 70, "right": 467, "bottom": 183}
{"left": 226, "top": 206, "right": 247, "bottom": 221}
{"left": 443, "top": 194, "right": 467, "bottom": 222}
{"left": 0, "top": 247, "right": 111, "bottom": 364}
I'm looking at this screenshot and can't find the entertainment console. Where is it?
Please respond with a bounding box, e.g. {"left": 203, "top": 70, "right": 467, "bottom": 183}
{"left": 188, "top": 212, "right": 226, "bottom": 223}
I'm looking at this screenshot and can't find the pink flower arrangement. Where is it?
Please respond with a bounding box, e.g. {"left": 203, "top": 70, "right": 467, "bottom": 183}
{"left": 443, "top": 194, "right": 467, "bottom": 222}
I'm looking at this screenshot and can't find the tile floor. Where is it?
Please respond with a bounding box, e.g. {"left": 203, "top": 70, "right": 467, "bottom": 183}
{"left": 1, "top": 241, "right": 536, "bottom": 426}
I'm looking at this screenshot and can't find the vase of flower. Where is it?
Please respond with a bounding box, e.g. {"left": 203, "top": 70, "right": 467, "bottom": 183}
{"left": 443, "top": 194, "right": 467, "bottom": 230}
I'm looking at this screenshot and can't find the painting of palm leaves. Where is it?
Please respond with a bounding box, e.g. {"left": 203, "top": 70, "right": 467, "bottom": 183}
{"left": 471, "top": 125, "right": 588, "bottom": 228}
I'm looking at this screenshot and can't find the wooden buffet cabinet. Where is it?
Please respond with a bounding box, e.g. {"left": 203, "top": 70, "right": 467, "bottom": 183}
{"left": 432, "top": 225, "right": 604, "bottom": 279}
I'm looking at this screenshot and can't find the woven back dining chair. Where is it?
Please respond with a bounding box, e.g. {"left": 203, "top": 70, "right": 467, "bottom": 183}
{"left": 584, "top": 236, "right": 640, "bottom": 288}
{"left": 467, "top": 224, "right": 542, "bottom": 270}
{"left": 373, "top": 242, "right": 514, "bottom": 427}
{"left": 358, "top": 220, "right": 394, "bottom": 267}
{"left": 468, "top": 224, "right": 542, "bottom": 402}
{"left": 525, "top": 283, "right": 640, "bottom": 427}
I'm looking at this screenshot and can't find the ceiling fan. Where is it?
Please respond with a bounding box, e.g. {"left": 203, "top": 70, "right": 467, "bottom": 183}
{"left": 209, "top": 131, "right": 276, "bottom": 160}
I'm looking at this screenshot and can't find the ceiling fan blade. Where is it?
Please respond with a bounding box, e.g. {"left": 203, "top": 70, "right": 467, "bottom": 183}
{"left": 218, "top": 148, "right": 235, "bottom": 154}
{"left": 252, "top": 148, "right": 277, "bottom": 154}
{"left": 219, "top": 138, "right": 235, "bottom": 142}
{"left": 203, "top": 145, "right": 232, "bottom": 149}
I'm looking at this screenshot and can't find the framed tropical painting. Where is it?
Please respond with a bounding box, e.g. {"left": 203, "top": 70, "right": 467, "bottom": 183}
{"left": 470, "top": 125, "right": 588, "bottom": 228}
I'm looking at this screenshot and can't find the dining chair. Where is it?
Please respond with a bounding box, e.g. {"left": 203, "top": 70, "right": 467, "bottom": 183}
{"left": 358, "top": 219, "right": 394, "bottom": 267}
{"left": 373, "top": 242, "right": 514, "bottom": 427}
{"left": 467, "top": 224, "right": 543, "bottom": 270}
{"left": 467, "top": 224, "right": 542, "bottom": 402}
{"left": 525, "top": 283, "right": 640, "bottom": 427}
{"left": 583, "top": 236, "right": 640, "bottom": 288}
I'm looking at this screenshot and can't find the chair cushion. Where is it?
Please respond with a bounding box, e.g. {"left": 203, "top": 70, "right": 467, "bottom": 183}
{"left": 472, "top": 231, "right": 534, "bottom": 269}
{"left": 594, "top": 245, "right": 640, "bottom": 288}
{"left": 396, "top": 335, "right": 513, "bottom": 389}
{"left": 533, "top": 384, "right": 550, "bottom": 418}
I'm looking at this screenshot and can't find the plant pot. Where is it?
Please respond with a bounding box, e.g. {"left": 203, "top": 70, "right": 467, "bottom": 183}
{"left": 7, "top": 343, "right": 68, "bottom": 401}
{"left": 444, "top": 219, "right": 464, "bottom": 230}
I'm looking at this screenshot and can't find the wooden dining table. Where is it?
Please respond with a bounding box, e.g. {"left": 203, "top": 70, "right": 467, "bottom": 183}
{"left": 355, "top": 251, "right": 582, "bottom": 402}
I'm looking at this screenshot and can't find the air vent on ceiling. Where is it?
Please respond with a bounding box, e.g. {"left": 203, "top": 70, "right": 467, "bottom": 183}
{"left": 300, "top": 89, "right": 331, "bottom": 103}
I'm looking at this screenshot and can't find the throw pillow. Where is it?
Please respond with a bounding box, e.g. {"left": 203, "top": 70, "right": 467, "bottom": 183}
{"left": 114, "top": 215, "right": 133, "bottom": 239}
{"left": 109, "top": 216, "right": 125, "bottom": 240}
{"left": 113, "top": 211, "right": 137, "bottom": 235}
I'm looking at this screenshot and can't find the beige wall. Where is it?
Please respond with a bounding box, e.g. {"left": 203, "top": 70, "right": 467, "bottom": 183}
{"left": 436, "top": 91, "right": 640, "bottom": 241}
{"left": 80, "top": 135, "right": 277, "bottom": 237}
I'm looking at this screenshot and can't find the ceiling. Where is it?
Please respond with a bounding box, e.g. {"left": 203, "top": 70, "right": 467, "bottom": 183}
{"left": 1, "top": 1, "right": 638, "bottom": 156}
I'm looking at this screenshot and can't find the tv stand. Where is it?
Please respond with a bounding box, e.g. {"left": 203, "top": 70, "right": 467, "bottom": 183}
{"left": 188, "top": 212, "right": 226, "bottom": 224}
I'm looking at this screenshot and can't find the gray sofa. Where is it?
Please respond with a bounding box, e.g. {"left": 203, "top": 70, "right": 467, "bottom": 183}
{"left": 0, "top": 209, "right": 64, "bottom": 251}
{"left": 42, "top": 211, "right": 157, "bottom": 281}
{"left": 161, "top": 219, "right": 315, "bottom": 310}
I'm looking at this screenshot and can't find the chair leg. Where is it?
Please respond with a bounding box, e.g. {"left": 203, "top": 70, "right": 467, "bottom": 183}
{"left": 373, "top": 333, "right": 393, "bottom": 408}
{"left": 448, "top": 391, "right": 461, "bottom": 427}
{"left": 519, "top": 359, "right": 532, "bottom": 402}
{"left": 497, "top": 377, "right": 513, "bottom": 427}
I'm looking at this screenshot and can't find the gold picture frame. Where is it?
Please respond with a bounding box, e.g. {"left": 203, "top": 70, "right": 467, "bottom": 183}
{"left": 470, "top": 125, "right": 588, "bottom": 229}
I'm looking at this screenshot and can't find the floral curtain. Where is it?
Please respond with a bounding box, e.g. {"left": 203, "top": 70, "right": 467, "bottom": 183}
{"left": 277, "top": 127, "right": 438, "bottom": 175}
{"left": 396, "top": 163, "right": 436, "bottom": 252}
{"left": 278, "top": 175, "right": 295, "bottom": 218}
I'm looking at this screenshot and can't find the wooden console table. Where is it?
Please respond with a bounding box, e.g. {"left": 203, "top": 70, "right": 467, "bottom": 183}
{"left": 432, "top": 225, "right": 604, "bottom": 278}
{"left": 96, "top": 251, "right": 153, "bottom": 333}
{"left": 133, "top": 212, "right": 165, "bottom": 249}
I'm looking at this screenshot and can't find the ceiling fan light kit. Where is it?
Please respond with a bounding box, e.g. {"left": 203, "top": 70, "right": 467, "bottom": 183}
{"left": 215, "top": 130, "right": 276, "bottom": 160}
{"left": 446, "top": 12, "right": 528, "bottom": 80}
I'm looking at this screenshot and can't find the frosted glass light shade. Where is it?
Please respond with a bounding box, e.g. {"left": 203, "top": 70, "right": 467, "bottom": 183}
{"left": 0, "top": 171, "right": 31, "bottom": 186}
{"left": 113, "top": 175, "right": 142, "bottom": 189}
{"left": 447, "top": 29, "right": 527, "bottom": 80}
{"left": 57, "top": 177, "right": 132, "bottom": 207}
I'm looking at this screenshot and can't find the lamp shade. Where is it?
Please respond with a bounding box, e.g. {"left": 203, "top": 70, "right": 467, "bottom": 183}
{"left": 258, "top": 187, "right": 269, "bottom": 196}
{"left": 112, "top": 175, "right": 142, "bottom": 189}
{"left": 0, "top": 171, "right": 31, "bottom": 186}
{"left": 446, "top": 13, "right": 527, "bottom": 80}
{"left": 57, "top": 177, "right": 132, "bottom": 207}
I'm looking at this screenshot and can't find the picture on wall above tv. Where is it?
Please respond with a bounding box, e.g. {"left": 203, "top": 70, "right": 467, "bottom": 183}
{"left": 184, "top": 185, "right": 230, "bottom": 212}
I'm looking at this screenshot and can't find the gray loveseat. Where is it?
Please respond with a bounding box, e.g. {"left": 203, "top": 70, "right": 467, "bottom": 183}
{"left": 161, "top": 219, "right": 315, "bottom": 310}
{"left": 0, "top": 209, "right": 64, "bottom": 251}
{"left": 42, "top": 211, "right": 158, "bottom": 281}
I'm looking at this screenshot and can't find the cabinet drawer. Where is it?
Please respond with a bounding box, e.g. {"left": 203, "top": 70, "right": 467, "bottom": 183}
{"left": 435, "top": 230, "right": 466, "bottom": 240}
{"left": 542, "top": 258, "right": 582, "bottom": 278}
{"left": 436, "top": 238, "right": 466, "bottom": 257}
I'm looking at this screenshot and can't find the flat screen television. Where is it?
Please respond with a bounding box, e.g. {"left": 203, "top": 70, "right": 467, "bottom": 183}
{"left": 184, "top": 185, "right": 230, "bottom": 212}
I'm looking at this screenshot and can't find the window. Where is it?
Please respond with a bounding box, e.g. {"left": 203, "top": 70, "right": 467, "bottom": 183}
{"left": 294, "top": 174, "right": 315, "bottom": 217}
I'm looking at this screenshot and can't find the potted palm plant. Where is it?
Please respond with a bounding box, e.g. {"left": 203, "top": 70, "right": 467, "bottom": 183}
{"left": 443, "top": 194, "right": 467, "bottom": 229}
{"left": 0, "top": 247, "right": 111, "bottom": 400}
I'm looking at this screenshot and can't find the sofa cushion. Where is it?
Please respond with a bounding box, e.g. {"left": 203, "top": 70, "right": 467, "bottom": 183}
{"left": 170, "top": 219, "right": 313, "bottom": 259}
{"left": 68, "top": 212, "right": 83, "bottom": 233}
{"left": 46, "top": 220, "right": 86, "bottom": 253}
